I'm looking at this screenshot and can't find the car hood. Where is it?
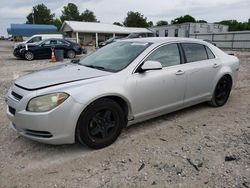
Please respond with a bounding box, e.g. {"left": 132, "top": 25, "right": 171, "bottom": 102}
{"left": 15, "top": 64, "right": 112, "bottom": 90}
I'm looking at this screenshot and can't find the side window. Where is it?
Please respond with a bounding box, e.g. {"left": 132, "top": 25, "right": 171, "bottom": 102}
{"left": 148, "top": 33, "right": 154, "bottom": 37}
{"left": 205, "top": 46, "right": 215, "bottom": 59}
{"left": 28, "top": 36, "right": 42, "bottom": 43}
{"left": 175, "top": 29, "right": 178, "bottom": 37}
{"left": 146, "top": 44, "right": 181, "bottom": 67}
{"left": 50, "top": 40, "right": 57, "bottom": 45}
{"left": 165, "top": 30, "right": 168, "bottom": 37}
{"left": 56, "top": 40, "right": 67, "bottom": 45}
{"left": 43, "top": 40, "right": 57, "bottom": 46}
{"left": 182, "top": 43, "right": 208, "bottom": 63}
{"left": 156, "top": 30, "right": 159, "bottom": 37}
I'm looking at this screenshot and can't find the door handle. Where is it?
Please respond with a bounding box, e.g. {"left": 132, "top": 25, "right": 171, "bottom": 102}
{"left": 175, "top": 70, "right": 185, "bottom": 75}
{"left": 213, "top": 63, "right": 220, "bottom": 68}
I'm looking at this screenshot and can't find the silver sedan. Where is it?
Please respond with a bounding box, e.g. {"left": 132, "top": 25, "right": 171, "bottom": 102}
{"left": 6, "top": 37, "right": 240, "bottom": 148}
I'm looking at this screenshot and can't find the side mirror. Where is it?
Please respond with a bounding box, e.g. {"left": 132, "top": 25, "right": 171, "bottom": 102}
{"left": 138, "top": 60, "right": 162, "bottom": 73}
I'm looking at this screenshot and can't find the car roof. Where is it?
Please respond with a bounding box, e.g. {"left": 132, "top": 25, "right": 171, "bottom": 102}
{"left": 121, "top": 37, "right": 207, "bottom": 45}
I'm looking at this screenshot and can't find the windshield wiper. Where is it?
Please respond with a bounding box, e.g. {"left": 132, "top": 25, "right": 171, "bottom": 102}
{"left": 84, "top": 65, "right": 106, "bottom": 70}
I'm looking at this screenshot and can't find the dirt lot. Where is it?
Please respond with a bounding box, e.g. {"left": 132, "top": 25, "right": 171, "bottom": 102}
{"left": 0, "top": 40, "right": 249, "bottom": 188}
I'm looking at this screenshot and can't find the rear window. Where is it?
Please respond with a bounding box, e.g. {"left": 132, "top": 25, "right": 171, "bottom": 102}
{"left": 205, "top": 46, "right": 215, "bottom": 59}
{"left": 182, "top": 43, "right": 208, "bottom": 63}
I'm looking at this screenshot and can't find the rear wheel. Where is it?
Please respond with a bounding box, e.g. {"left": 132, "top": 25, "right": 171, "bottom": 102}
{"left": 76, "top": 98, "right": 125, "bottom": 149}
{"left": 209, "top": 75, "right": 232, "bottom": 107}
{"left": 24, "top": 51, "right": 34, "bottom": 61}
{"left": 67, "top": 50, "right": 76, "bottom": 59}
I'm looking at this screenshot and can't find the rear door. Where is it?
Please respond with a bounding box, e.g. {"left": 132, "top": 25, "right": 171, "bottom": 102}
{"left": 180, "top": 43, "right": 220, "bottom": 104}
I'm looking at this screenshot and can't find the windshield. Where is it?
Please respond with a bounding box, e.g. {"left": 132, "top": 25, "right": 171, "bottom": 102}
{"left": 79, "top": 41, "right": 151, "bottom": 72}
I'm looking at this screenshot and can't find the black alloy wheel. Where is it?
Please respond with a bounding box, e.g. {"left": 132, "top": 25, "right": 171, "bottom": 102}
{"left": 76, "top": 98, "right": 125, "bottom": 149}
{"left": 210, "top": 75, "right": 232, "bottom": 107}
{"left": 24, "top": 51, "right": 34, "bottom": 61}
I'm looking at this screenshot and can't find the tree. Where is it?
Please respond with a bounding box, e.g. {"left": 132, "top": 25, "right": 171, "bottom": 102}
{"left": 156, "top": 20, "right": 168, "bottom": 26}
{"left": 147, "top": 21, "right": 154, "bottom": 27}
{"left": 60, "top": 3, "right": 81, "bottom": 22}
{"left": 123, "top": 11, "right": 149, "bottom": 27}
{"left": 113, "top": 22, "right": 123, "bottom": 26}
{"left": 81, "top": 9, "right": 97, "bottom": 22}
{"left": 26, "top": 4, "right": 55, "bottom": 24}
{"left": 51, "top": 18, "right": 62, "bottom": 30}
{"left": 217, "top": 19, "right": 250, "bottom": 31}
{"left": 197, "top": 20, "right": 207, "bottom": 23}
{"left": 171, "top": 15, "right": 196, "bottom": 24}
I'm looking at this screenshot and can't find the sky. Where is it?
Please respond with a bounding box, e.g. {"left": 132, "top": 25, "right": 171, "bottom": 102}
{"left": 0, "top": 0, "right": 250, "bottom": 37}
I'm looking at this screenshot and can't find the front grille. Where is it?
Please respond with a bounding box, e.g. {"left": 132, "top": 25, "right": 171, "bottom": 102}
{"left": 24, "top": 129, "right": 53, "bottom": 138}
{"left": 11, "top": 91, "right": 23, "bottom": 101}
{"left": 9, "top": 106, "right": 16, "bottom": 115}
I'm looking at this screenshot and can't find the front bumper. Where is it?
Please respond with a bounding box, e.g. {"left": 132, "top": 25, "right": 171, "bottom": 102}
{"left": 13, "top": 49, "right": 22, "bottom": 57}
{"left": 6, "top": 85, "right": 83, "bottom": 145}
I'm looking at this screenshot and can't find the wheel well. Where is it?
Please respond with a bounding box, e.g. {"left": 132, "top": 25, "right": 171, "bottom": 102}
{"left": 101, "top": 96, "right": 129, "bottom": 124}
{"left": 75, "top": 96, "right": 129, "bottom": 143}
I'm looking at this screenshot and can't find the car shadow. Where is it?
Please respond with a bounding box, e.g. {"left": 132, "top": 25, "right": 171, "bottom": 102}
{"left": 124, "top": 102, "right": 210, "bottom": 134}
{"left": 6, "top": 102, "right": 211, "bottom": 165}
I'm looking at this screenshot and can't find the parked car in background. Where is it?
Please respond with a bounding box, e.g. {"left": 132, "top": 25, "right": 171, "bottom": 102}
{"left": 6, "top": 37, "right": 239, "bottom": 148}
{"left": 99, "top": 36, "right": 124, "bottom": 48}
{"left": 13, "top": 38, "right": 85, "bottom": 60}
{"left": 14, "top": 34, "right": 63, "bottom": 49}
{"left": 126, "top": 32, "right": 155, "bottom": 38}
{"left": 98, "top": 32, "right": 154, "bottom": 48}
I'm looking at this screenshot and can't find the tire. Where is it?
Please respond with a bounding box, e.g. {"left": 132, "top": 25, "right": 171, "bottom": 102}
{"left": 209, "top": 75, "right": 232, "bottom": 107}
{"left": 67, "top": 50, "right": 76, "bottom": 59}
{"left": 24, "top": 51, "right": 34, "bottom": 61}
{"left": 76, "top": 98, "right": 125, "bottom": 149}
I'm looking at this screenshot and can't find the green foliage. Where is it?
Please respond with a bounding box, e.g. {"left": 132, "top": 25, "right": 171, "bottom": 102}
{"left": 123, "top": 11, "right": 149, "bottom": 27}
{"left": 113, "top": 22, "right": 123, "bottom": 26}
{"left": 196, "top": 20, "right": 207, "bottom": 23}
{"left": 171, "top": 15, "right": 196, "bottom": 24}
{"left": 60, "top": 3, "right": 81, "bottom": 22}
{"left": 147, "top": 21, "right": 154, "bottom": 27}
{"left": 81, "top": 9, "right": 97, "bottom": 22}
{"left": 26, "top": 4, "right": 55, "bottom": 24}
{"left": 156, "top": 20, "right": 168, "bottom": 26}
{"left": 51, "top": 18, "right": 62, "bottom": 30}
{"left": 217, "top": 20, "right": 250, "bottom": 31}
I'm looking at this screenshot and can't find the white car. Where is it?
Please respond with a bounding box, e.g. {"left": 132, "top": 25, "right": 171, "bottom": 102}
{"left": 6, "top": 37, "right": 240, "bottom": 149}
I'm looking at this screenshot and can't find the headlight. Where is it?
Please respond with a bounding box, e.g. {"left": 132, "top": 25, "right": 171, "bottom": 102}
{"left": 27, "top": 93, "right": 69, "bottom": 112}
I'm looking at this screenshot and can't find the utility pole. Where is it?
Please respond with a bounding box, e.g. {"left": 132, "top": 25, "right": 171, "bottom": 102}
{"left": 32, "top": 9, "right": 35, "bottom": 24}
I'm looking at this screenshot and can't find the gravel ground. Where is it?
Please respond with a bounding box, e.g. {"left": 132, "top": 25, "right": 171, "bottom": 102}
{"left": 0, "top": 40, "right": 249, "bottom": 188}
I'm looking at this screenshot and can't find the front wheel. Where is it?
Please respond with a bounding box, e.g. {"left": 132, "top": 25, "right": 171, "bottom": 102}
{"left": 209, "top": 75, "right": 232, "bottom": 107}
{"left": 76, "top": 98, "right": 125, "bottom": 149}
{"left": 24, "top": 51, "right": 34, "bottom": 61}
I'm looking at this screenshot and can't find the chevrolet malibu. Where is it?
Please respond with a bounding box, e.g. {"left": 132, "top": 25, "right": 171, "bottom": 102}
{"left": 6, "top": 38, "right": 240, "bottom": 149}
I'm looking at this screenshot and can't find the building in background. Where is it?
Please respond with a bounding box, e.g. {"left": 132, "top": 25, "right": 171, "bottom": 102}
{"left": 190, "top": 30, "right": 250, "bottom": 49}
{"left": 150, "top": 23, "right": 228, "bottom": 38}
{"left": 60, "top": 21, "right": 153, "bottom": 46}
{"left": 7, "top": 24, "right": 58, "bottom": 41}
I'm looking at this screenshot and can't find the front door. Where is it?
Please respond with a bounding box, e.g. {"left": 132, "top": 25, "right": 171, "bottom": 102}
{"left": 128, "top": 43, "right": 187, "bottom": 119}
